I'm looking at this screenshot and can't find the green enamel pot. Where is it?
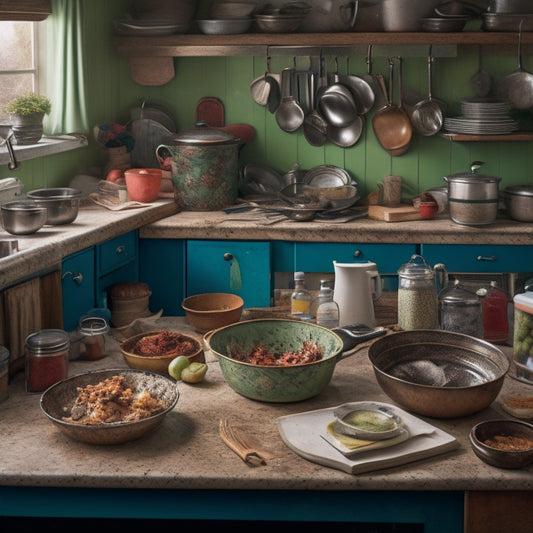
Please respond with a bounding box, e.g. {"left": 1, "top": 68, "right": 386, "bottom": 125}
{"left": 207, "top": 319, "right": 343, "bottom": 403}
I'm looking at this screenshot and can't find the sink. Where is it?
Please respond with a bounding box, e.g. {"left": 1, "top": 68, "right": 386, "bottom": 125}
{"left": 0, "top": 239, "right": 19, "bottom": 258}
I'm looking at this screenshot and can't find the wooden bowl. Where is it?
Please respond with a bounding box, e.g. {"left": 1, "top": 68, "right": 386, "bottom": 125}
{"left": 181, "top": 293, "right": 244, "bottom": 332}
{"left": 120, "top": 330, "right": 204, "bottom": 375}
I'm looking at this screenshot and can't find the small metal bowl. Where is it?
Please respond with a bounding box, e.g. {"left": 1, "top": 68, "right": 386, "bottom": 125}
{"left": 470, "top": 419, "right": 533, "bottom": 469}
{"left": 253, "top": 14, "right": 305, "bottom": 33}
{"left": 27, "top": 187, "right": 82, "bottom": 225}
{"left": 197, "top": 18, "right": 252, "bottom": 34}
{"left": 1, "top": 200, "right": 47, "bottom": 235}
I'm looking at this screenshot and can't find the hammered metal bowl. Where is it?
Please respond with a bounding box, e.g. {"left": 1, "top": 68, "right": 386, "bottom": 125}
{"left": 368, "top": 330, "right": 509, "bottom": 418}
{"left": 40, "top": 369, "right": 179, "bottom": 444}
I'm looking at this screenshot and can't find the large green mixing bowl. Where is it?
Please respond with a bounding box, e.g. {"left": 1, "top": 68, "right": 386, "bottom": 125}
{"left": 207, "top": 319, "right": 344, "bottom": 402}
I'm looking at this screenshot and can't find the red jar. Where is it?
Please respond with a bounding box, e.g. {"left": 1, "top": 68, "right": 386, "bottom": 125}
{"left": 482, "top": 282, "right": 509, "bottom": 344}
{"left": 25, "top": 329, "right": 69, "bottom": 392}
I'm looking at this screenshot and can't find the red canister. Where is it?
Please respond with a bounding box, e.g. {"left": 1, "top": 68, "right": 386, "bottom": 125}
{"left": 25, "top": 329, "right": 69, "bottom": 392}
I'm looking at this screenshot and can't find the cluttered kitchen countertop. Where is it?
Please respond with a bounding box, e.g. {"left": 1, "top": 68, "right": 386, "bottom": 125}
{"left": 0, "top": 316, "right": 531, "bottom": 491}
{"left": 139, "top": 210, "right": 533, "bottom": 245}
{"left": 0, "top": 199, "right": 179, "bottom": 290}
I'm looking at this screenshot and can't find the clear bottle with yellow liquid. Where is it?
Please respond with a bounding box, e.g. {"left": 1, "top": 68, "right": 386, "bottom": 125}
{"left": 291, "top": 272, "right": 312, "bottom": 319}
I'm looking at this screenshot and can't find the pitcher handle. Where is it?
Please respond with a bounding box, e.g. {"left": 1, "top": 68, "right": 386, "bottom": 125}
{"left": 368, "top": 270, "right": 382, "bottom": 301}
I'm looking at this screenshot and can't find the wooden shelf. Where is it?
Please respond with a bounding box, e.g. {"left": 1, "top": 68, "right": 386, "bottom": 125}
{"left": 440, "top": 132, "right": 533, "bottom": 141}
{"left": 114, "top": 32, "right": 533, "bottom": 58}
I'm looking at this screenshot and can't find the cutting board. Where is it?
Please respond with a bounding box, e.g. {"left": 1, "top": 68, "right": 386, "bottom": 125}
{"left": 368, "top": 204, "right": 422, "bottom": 222}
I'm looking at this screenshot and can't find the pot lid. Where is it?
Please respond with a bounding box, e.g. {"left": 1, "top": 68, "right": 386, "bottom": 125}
{"left": 439, "top": 279, "right": 479, "bottom": 304}
{"left": 444, "top": 161, "right": 500, "bottom": 183}
{"left": 172, "top": 123, "right": 238, "bottom": 145}
{"left": 397, "top": 254, "right": 434, "bottom": 279}
{"left": 25, "top": 329, "right": 69, "bottom": 354}
{"left": 504, "top": 185, "right": 533, "bottom": 197}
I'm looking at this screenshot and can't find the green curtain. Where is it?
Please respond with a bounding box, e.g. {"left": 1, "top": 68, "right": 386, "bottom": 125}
{"left": 43, "top": 0, "right": 88, "bottom": 134}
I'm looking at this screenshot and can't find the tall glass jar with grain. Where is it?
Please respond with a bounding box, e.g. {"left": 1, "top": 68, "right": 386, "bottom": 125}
{"left": 397, "top": 255, "right": 438, "bottom": 331}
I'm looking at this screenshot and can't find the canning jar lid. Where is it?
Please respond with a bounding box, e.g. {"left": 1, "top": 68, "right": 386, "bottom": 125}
{"left": 439, "top": 280, "right": 479, "bottom": 304}
{"left": 78, "top": 316, "right": 109, "bottom": 336}
{"left": 397, "top": 254, "right": 435, "bottom": 279}
{"left": 25, "top": 329, "right": 70, "bottom": 355}
{"left": 504, "top": 185, "right": 533, "bottom": 197}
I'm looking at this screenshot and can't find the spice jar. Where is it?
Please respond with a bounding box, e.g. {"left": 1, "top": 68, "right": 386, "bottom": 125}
{"left": 482, "top": 281, "right": 509, "bottom": 344}
{"left": 25, "top": 329, "right": 69, "bottom": 392}
{"left": 397, "top": 254, "right": 438, "bottom": 330}
{"left": 439, "top": 279, "right": 483, "bottom": 338}
{"left": 70, "top": 316, "right": 110, "bottom": 361}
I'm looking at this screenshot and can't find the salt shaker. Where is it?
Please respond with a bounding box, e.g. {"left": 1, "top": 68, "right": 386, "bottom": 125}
{"left": 397, "top": 254, "right": 438, "bottom": 330}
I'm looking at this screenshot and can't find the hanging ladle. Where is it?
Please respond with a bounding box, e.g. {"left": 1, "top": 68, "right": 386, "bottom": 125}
{"left": 411, "top": 46, "right": 443, "bottom": 137}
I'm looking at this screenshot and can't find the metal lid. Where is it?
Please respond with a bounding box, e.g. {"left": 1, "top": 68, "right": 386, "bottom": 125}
{"left": 504, "top": 185, "right": 533, "bottom": 197}
{"left": 25, "top": 329, "right": 70, "bottom": 355}
{"left": 444, "top": 161, "right": 501, "bottom": 184}
{"left": 439, "top": 280, "right": 480, "bottom": 304}
{"left": 78, "top": 316, "right": 109, "bottom": 336}
{"left": 171, "top": 123, "right": 238, "bottom": 145}
{"left": 397, "top": 254, "right": 435, "bottom": 279}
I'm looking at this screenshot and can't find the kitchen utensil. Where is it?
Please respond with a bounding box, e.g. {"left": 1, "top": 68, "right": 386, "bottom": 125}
{"left": 196, "top": 18, "right": 252, "bottom": 35}
{"left": 498, "top": 23, "right": 533, "bottom": 109}
{"left": 333, "top": 262, "right": 381, "bottom": 328}
{"left": 0, "top": 200, "right": 47, "bottom": 235}
{"left": 482, "top": 12, "right": 533, "bottom": 31}
{"left": 381, "top": 0, "right": 441, "bottom": 31}
{"left": 299, "top": 0, "right": 359, "bottom": 32}
{"left": 367, "top": 204, "right": 422, "bottom": 222}
{"left": 318, "top": 81, "right": 358, "bottom": 128}
{"left": 181, "top": 292, "right": 244, "bottom": 332}
{"left": 26, "top": 187, "right": 82, "bottom": 225}
{"left": 40, "top": 369, "right": 179, "bottom": 445}
{"left": 368, "top": 329, "right": 509, "bottom": 418}
{"left": 469, "top": 45, "right": 491, "bottom": 98}
{"left": 420, "top": 16, "right": 468, "bottom": 32}
{"left": 435, "top": 0, "right": 485, "bottom": 17}
{"left": 411, "top": 48, "right": 443, "bottom": 136}
{"left": 219, "top": 419, "right": 269, "bottom": 465}
{"left": 372, "top": 57, "right": 412, "bottom": 156}
{"left": 124, "top": 168, "right": 162, "bottom": 203}
{"left": 195, "top": 96, "right": 225, "bottom": 127}
{"left": 339, "top": 57, "right": 375, "bottom": 116}
{"left": 0, "top": 125, "right": 18, "bottom": 171}
{"left": 489, "top": 0, "right": 533, "bottom": 13}
{"left": 363, "top": 45, "right": 386, "bottom": 110}
{"left": 443, "top": 161, "right": 501, "bottom": 226}
{"left": 129, "top": 118, "right": 174, "bottom": 168}
{"left": 250, "top": 57, "right": 280, "bottom": 113}
{"left": 156, "top": 125, "right": 240, "bottom": 210}
{"left": 303, "top": 110, "right": 328, "bottom": 147}
{"left": 0, "top": 238, "right": 18, "bottom": 258}
{"left": 303, "top": 165, "right": 352, "bottom": 187}
{"left": 503, "top": 185, "right": 533, "bottom": 221}
{"left": 439, "top": 279, "right": 483, "bottom": 338}
{"left": 275, "top": 67, "right": 305, "bottom": 133}
{"left": 121, "top": 331, "right": 204, "bottom": 374}
{"left": 327, "top": 117, "right": 363, "bottom": 148}
{"left": 206, "top": 318, "right": 343, "bottom": 403}
{"left": 470, "top": 420, "right": 533, "bottom": 469}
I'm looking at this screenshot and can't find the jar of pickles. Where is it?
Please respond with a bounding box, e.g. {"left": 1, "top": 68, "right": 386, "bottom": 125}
{"left": 25, "top": 329, "right": 69, "bottom": 392}
{"left": 397, "top": 254, "right": 438, "bottom": 330}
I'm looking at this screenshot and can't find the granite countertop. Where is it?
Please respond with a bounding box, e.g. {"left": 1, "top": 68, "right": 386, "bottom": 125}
{"left": 0, "top": 199, "right": 179, "bottom": 290}
{"left": 139, "top": 210, "right": 533, "bottom": 245}
{"left": 1, "top": 316, "right": 531, "bottom": 492}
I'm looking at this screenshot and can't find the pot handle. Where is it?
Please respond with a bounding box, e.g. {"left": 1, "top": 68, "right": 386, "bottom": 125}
{"left": 368, "top": 270, "right": 382, "bottom": 301}
{"left": 347, "top": 2, "right": 359, "bottom": 28}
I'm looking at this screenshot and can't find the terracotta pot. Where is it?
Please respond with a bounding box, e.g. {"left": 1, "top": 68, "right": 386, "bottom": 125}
{"left": 125, "top": 168, "right": 162, "bottom": 203}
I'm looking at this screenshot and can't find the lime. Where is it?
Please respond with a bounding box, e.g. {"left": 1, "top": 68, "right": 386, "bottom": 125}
{"left": 181, "top": 362, "right": 208, "bottom": 383}
{"left": 168, "top": 355, "right": 190, "bottom": 380}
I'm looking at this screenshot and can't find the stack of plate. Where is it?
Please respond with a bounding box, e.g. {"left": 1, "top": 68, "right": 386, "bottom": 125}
{"left": 443, "top": 98, "right": 519, "bottom": 134}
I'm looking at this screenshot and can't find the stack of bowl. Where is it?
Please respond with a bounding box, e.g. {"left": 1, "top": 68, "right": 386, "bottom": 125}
{"left": 197, "top": 1, "right": 255, "bottom": 34}
{"left": 108, "top": 282, "right": 153, "bottom": 328}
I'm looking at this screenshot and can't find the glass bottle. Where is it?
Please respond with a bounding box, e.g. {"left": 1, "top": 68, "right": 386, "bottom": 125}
{"left": 291, "top": 271, "right": 312, "bottom": 318}
{"left": 439, "top": 279, "right": 483, "bottom": 338}
{"left": 482, "top": 281, "right": 509, "bottom": 344}
{"left": 397, "top": 254, "right": 438, "bottom": 331}
{"left": 313, "top": 279, "right": 340, "bottom": 329}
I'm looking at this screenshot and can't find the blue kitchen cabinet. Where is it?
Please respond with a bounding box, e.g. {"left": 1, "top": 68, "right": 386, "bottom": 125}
{"left": 61, "top": 247, "right": 96, "bottom": 332}
{"left": 186, "top": 240, "right": 272, "bottom": 308}
{"left": 420, "top": 244, "right": 533, "bottom": 272}
{"left": 139, "top": 238, "right": 186, "bottom": 317}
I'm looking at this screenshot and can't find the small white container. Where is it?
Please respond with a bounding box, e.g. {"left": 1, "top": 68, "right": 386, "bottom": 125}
{"left": 512, "top": 290, "right": 533, "bottom": 384}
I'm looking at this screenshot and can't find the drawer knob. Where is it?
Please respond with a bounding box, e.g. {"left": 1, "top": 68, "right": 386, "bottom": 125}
{"left": 116, "top": 245, "right": 126, "bottom": 255}
{"left": 477, "top": 255, "right": 497, "bottom": 262}
{"left": 62, "top": 271, "right": 83, "bottom": 285}
{"left": 223, "top": 253, "right": 233, "bottom": 261}
{"left": 353, "top": 250, "right": 362, "bottom": 258}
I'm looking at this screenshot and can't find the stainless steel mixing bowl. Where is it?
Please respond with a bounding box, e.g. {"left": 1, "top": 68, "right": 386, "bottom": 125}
{"left": 1, "top": 200, "right": 47, "bottom": 235}
{"left": 26, "top": 187, "right": 82, "bottom": 225}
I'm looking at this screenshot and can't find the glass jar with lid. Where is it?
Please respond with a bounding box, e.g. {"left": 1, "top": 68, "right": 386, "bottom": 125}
{"left": 397, "top": 254, "right": 438, "bottom": 330}
{"left": 69, "top": 316, "right": 110, "bottom": 361}
{"left": 25, "top": 329, "right": 69, "bottom": 392}
{"left": 439, "top": 279, "right": 483, "bottom": 338}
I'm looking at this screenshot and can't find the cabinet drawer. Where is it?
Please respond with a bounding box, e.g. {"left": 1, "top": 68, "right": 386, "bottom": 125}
{"left": 293, "top": 243, "right": 417, "bottom": 274}
{"left": 98, "top": 231, "right": 137, "bottom": 275}
{"left": 421, "top": 244, "right": 533, "bottom": 273}
{"left": 187, "top": 240, "right": 271, "bottom": 308}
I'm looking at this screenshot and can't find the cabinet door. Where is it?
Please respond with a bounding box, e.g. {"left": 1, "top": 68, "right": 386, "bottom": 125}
{"left": 98, "top": 230, "right": 138, "bottom": 276}
{"left": 293, "top": 243, "right": 418, "bottom": 274}
{"left": 421, "top": 244, "right": 533, "bottom": 273}
{"left": 62, "top": 247, "right": 95, "bottom": 331}
{"left": 187, "top": 240, "right": 271, "bottom": 308}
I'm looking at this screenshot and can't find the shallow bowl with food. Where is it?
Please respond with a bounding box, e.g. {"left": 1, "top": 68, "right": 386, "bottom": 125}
{"left": 121, "top": 330, "right": 204, "bottom": 374}
{"left": 470, "top": 419, "right": 533, "bottom": 469}
{"left": 206, "top": 319, "right": 343, "bottom": 402}
{"left": 182, "top": 292, "right": 244, "bottom": 332}
{"left": 368, "top": 329, "right": 509, "bottom": 418}
{"left": 40, "top": 369, "right": 179, "bottom": 445}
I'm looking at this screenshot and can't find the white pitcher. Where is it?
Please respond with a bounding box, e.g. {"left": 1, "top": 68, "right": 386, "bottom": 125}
{"left": 333, "top": 261, "right": 382, "bottom": 327}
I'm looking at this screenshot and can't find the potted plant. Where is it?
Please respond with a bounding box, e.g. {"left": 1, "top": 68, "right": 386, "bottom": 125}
{"left": 6, "top": 92, "right": 52, "bottom": 145}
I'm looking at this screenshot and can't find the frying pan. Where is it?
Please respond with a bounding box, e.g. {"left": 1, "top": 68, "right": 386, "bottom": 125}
{"left": 338, "top": 57, "right": 375, "bottom": 116}
{"left": 498, "top": 22, "right": 533, "bottom": 110}
{"left": 372, "top": 57, "right": 412, "bottom": 156}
